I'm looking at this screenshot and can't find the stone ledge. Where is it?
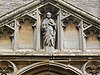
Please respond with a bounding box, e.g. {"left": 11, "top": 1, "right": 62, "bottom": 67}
{"left": 0, "top": 52, "right": 100, "bottom": 56}
{"left": 0, "top": 49, "right": 99, "bottom": 56}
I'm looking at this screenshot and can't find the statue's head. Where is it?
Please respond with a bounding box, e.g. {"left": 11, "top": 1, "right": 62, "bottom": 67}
{"left": 47, "top": 12, "right": 51, "bottom": 18}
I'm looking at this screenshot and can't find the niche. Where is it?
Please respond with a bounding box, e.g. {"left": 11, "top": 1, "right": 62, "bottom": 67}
{"left": 18, "top": 16, "right": 36, "bottom": 49}
{"left": 84, "top": 27, "right": 100, "bottom": 49}
{"left": 0, "top": 26, "right": 14, "bottom": 49}
{"left": 64, "top": 24, "right": 80, "bottom": 49}
{"left": 62, "top": 15, "right": 80, "bottom": 49}
{"left": 39, "top": 3, "right": 59, "bottom": 49}
{"left": 86, "top": 35, "right": 100, "bottom": 49}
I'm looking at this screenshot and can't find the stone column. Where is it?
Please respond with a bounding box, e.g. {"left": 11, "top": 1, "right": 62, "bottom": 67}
{"left": 79, "top": 20, "right": 85, "bottom": 51}
{"left": 34, "top": 8, "right": 41, "bottom": 50}
{"left": 13, "top": 19, "right": 19, "bottom": 51}
{"left": 57, "top": 9, "right": 64, "bottom": 51}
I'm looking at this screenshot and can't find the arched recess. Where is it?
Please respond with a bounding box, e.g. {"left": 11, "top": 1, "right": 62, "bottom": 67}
{"left": 18, "top": 15, "right": 36, "bottom": 49}
{"left": 0, "top": 24, "right": 14, "bottom": 50}
{"left": 86, "top": 35, "right": 100, "bottom": 49}
{"left": 84, "top": 25, "right": 100, "bottom": 50}
{"left": 17, "top": 62, "right": 83, "bottom": 75}
{"left": 62, "top": 15, "right": 80, "bottom": 49}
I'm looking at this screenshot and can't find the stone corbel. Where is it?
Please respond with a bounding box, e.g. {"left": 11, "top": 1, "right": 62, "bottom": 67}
{"left": 32, "top": 22, "right": 37, "bottom": 28}
{"left": 61, "top": 21, "right": 66, "bottom": 28}
{"left": 83, "top": 24, "right": 93, "bottom": 31}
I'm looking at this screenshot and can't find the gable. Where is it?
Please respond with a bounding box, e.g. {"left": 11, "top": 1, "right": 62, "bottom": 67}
{"left": 0, "top": 0, "right": 99, "bottom": 55}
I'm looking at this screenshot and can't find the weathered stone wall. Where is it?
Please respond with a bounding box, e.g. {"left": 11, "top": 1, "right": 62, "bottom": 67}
{"left": 0, "top": 0, "right": 33, "bottom": 16}
{"left": 0, "top": 0, "right": 99, "bottom": 18}
{"left": 64, "top": 0, "right": 100, "bottom": 18}
{"left": 0, "top": 0, "right": 100, "bottom": 17}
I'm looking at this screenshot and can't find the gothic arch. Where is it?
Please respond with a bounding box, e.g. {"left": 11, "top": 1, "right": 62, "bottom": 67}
{"left": 17, "top": 61, "right": 83, "bottom": 75}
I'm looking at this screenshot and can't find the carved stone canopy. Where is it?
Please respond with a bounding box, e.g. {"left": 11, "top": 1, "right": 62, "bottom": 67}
{"left": 0, "top": 25, "right": 14, "bottom": 38}
{"left": 39, "top": 3, "right": 59, "bottom": 21}
{"left": 84, "top": 25, "right": 100, "bottom": 39}
{"left": 18, "top": 15, "right": 36, "bottom": 24}
{"left": 61, "top": 15, "right": 80, "bottom": 28}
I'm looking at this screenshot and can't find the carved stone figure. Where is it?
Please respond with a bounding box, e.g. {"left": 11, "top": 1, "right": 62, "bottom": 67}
{"left": 41, "top": 12, "right": 56, "bottom": 49}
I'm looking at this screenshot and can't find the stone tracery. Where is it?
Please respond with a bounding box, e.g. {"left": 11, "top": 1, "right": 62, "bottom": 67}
{"left": 0, "top": 61, "right": 17, "bottom": 75}
{"left": 82, "top": 61, "right": 100, "bottom": 75}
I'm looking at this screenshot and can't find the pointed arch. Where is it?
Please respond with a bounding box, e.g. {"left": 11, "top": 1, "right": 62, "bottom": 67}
{"left": 17, "top": 62, "right": 83, "bottom": 75}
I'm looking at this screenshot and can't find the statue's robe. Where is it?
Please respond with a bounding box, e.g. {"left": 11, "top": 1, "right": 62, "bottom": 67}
{"left": 42, "top": 18, "right": 56, "bottom": 48}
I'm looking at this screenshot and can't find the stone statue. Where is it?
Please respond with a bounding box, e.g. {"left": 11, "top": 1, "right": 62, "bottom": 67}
{"left": 41, "top": 12, "right": 56, "bottom": 49}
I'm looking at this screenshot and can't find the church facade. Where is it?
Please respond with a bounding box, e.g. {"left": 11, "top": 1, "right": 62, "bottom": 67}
{"left": 0, "top": 0, "right": 100, "bottom": 75}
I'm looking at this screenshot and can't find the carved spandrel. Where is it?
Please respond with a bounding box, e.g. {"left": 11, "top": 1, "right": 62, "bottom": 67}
{"left": 83, "top": 22, "right": 92, "bottom": 30}
{"left": 7, "top": 21, "right": 15, "bottom": 29}
{"left": 27, "top": 10, "right": 37, "bottom": 20}
{"left": 61, "top": 10, "right": 71, "bottom": 20}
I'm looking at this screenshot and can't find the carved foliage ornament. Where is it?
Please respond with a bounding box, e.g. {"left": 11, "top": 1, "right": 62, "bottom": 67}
{"left": 82, "top": 61, "right": 100, "bottom": 75}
